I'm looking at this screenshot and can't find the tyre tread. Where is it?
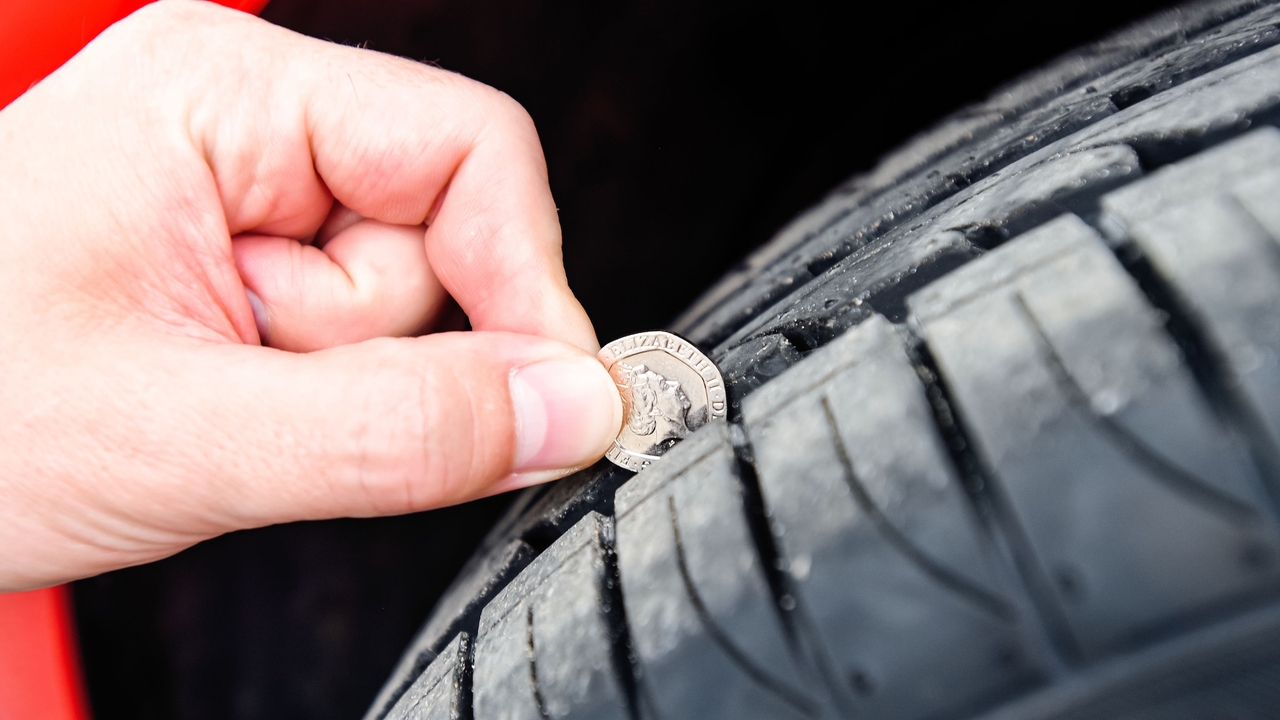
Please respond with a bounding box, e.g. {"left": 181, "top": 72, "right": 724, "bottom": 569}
{"left": 369, "top": 5, "right": 1280, "bottom": 719}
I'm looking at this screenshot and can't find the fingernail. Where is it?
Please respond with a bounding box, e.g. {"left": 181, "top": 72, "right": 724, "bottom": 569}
{"left": 246, "top": 288, "right": 269, "bottom": 345}
{"left": 509, "top": 356, "right": 622, "bottom": 472}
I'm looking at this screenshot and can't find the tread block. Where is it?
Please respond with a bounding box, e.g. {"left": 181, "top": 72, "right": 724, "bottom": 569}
{"left": 386, "top": 633, "right": 470, "bottom": 720}
{"left": 741, "top": 315, "right": 1047, "bottom": 718}
{"left": 1082, "top": 44, "right": 1280, "bottom": 159}
{"left": 712, "top": 230, "right": 969, "bottom": 354}
{"left": 910, "top": 214, "right": 1280, "bottom": 659}
{"left": 674, "top": 3, "right": 1280, "bottom": 349}
{"left": 367, "top": 539, "right": 537, "bottom": 720}
{"left": 929, "top": 145, "right": 1142, "bottom": 238}
{"left": 710, "top": 146, "right": 1142, "bottom": 357}
{"left": 472, "top": 513, "right": 627, "bottom": 720}
{"left": 614, "top": 422, "right": 813, "bottom": 720}
{"left": 1103, "top": 128, "right": 1280, "bottom": 456}
{"left": 1103, "top": 128, "right": 1280, "bottom": 219}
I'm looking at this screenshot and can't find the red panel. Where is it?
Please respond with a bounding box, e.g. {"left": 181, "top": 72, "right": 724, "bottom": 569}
{"left": 0, "top": 0, "right": 270, "bottom": 109}
{"left": 0, "top": 586, "right": 89, "bottom": 720}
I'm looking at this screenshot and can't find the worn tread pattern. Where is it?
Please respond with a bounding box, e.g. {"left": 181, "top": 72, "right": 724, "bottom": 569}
{"left": 672, "top": 0, "right": 1280, "bottom": 350}
{"left": 740, "top": 315, "right": 1049, "bottom": 720}
{"left": 471, "top": 512, "right": 629, "bottom": 720}
{"left": 614, "top": 422, "right": 817, "bottom": 720}
{"left": 367, "top": 3, "right": 1280, "bottom": 719}
{"left": 1105, "top": 128, "right": 1280, "bottom": 473}
{"left": 910, "top": 210, "right": 1280, "bottom": 660}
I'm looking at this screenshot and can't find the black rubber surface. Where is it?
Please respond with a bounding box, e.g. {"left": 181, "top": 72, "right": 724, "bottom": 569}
{"left": 368, "top": 2, "right": 1280, "bottom": 718}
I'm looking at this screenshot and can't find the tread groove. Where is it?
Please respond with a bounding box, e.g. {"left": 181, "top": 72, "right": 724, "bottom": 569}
{"left": 908, "top": 338, "right": 1084, "bottom": 667}
{"left": 666, "top": 495, "right": 819, "bottom": 717}
{"left": 526, "top": 606, "right": 553, "bottom": 720}
{"left": 598, "top": 516, "right": 644, "bottom": 720}
{"left": 728, "top": 423, "right": 858, "bottom": 716}
{"left": 1103, "top": 222, "right": 1280, "bottom": 519}
{"left": 373, "top": 9, "right": 1280, "bottom": 719}
{"left": 455, "top": 630, "right": 476, "bottom": 717}
{"left": 819, "top": 395, "right": 1018, "bottom": 621}
{"left": 459, "top": 636, "right": 476, "bottom": 720}
{"left": 1011, "top": 290, "right": 1263, "bottom": 522}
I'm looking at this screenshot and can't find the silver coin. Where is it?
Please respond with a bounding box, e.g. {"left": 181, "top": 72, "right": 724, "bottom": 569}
{"left": 597, "top": 331, "right": 726, "bottom": 472}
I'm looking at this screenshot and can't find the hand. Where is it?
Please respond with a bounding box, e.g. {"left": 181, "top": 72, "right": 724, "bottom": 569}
{"left": 0, "top": 0, "right": 622, "bottom": 592}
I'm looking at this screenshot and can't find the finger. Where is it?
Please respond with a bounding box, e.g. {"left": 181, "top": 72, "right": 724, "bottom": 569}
{"left": 298, "top": 68, "right": 599, "bottom": 351}
{"left": 4, "top": 331, "right": 622, "bottom": 586}
{"left": 232, "top": 219, "right": 448, "bottom": 351}
{"left": 183, "top": 332, "right": 622, "bottom": 525}
{"left": 105, "top": 3, "right": 599, "bottom": 350}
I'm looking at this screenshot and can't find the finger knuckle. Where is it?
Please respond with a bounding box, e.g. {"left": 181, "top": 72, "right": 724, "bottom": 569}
{"left": 116, "top": 0, "right": 220, "bottom": 37}
{"left": 491, "top": 90, "right": 539, "bottom": 138}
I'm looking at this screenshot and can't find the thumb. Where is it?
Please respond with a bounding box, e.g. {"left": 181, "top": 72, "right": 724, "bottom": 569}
{"left": 188, "top": 332, "right": 622, "bottom": 525}
{"left": 0, "top": 318, "right": 625, "bottom": 592}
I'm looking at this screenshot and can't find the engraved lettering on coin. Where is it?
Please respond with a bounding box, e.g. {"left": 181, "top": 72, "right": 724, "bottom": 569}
{"left": 598, "top": 331, "right": 726, "bottom": 472}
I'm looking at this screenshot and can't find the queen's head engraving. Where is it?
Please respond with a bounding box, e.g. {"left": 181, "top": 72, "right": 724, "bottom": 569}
{"left": 620, "top": 363, "right": 693, "bottom": 446}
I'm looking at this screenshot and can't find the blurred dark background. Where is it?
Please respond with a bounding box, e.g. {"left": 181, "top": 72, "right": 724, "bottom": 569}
{"left": 75, "top": 0, "right": 1174, "bottom": 718}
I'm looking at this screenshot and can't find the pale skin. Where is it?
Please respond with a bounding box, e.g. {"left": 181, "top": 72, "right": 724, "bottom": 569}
{"left": 0, "top": 0, "right": 623, "bottom": 592}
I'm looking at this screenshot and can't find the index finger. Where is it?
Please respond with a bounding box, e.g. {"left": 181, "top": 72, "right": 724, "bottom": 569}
{"left": 172, "top": 3, "right": 599, "bottom": 351}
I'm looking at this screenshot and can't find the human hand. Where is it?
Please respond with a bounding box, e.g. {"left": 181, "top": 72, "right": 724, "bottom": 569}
{"left": 0, "top": 0, "right": 622, "bottom": 591}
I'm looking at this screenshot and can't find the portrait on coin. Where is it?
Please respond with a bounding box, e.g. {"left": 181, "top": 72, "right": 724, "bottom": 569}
{"left": 620, "top": 362, "right": 694, "bottom": 444}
